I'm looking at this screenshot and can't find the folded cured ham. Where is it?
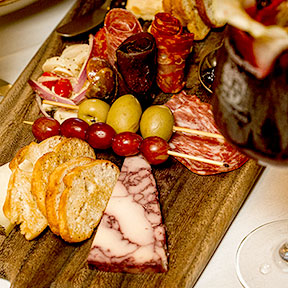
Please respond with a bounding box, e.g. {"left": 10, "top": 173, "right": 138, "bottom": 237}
{"left": 87, "top": 155, "right": 168, "bottom": 273}
{"left": 104, "top": 8, "right": 143, "bottom": 66}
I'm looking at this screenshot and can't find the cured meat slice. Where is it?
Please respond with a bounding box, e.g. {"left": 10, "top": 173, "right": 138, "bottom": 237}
{"left": 104, "top": 8, "right": 143, "bottom": 66}
{"left": 87, "top": 155, "right": 168, "bottom": 273}
{"left": 165, "top": 91, "right": 249, "bottom": 175}
{"left": 150, "top": 12, "right": 194, "bottom": 93}
{"left": 92, "top": 28, "right": 108, "bottom": 60}
{"left": 116, "top": 32, "right": 157, "bottom": 95}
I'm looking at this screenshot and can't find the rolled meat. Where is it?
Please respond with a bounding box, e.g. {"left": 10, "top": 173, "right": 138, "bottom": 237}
{"left": 104, "top": 8, "right": 143, "bottom": 66}
{"left": 116, "top": 32, "right": 157, "bottom": 97}
{"left": 150, "top": 12, "right": 194, "bottom": 93}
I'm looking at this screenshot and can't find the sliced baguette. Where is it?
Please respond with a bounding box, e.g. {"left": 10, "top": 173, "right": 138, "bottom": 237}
{"left": 58, "top": 160, "right": 120, "bottom": 243}
{"left": 195, "top": 0, "right": 226, "bottom": 28}
{"left": 3, "top": 136, "right": 65, "bottom": 240}
{"left": 9, "top": 136, "right": 64, "bottom": 171}
{"left": 162, "top": 0, "right": 188, "bottom": 26}
{"left": 162, "top": 0, "right": 211, "bottom": 40}
{"left": 3, "top": 168, "right": 48, "bottom": 240}
{"left": 46, "top": 157, "right": 95, "bottom": 235}
{"left": 176, "top": 0, "right": 211, "bottom": 40}
{"left": 31, "top": 137, "right": 96, "bottom": 217}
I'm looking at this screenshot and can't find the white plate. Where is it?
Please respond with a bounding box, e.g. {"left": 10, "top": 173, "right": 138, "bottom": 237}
{"left": 0, "top": 279, "right": 10, "bottom": 288}
{"left": 0, "top": 0, "right": 38, "bottom": 16}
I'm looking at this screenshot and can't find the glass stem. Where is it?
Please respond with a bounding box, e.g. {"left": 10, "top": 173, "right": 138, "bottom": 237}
{"left": 279, "top": 242, "right": 288, "bottom": 262}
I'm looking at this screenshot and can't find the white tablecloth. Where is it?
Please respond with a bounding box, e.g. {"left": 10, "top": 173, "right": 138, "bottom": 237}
{"left": 1, "top": 1, "right": 288, "bottom": 287}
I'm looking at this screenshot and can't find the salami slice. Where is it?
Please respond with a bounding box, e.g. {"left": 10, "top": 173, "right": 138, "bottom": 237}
{"left": 104, "top": 8, "right": 143, "bottom": 66}
{"left": 165, "top": 91, "right": 249, "bottom": 175}
{"left": 92, "top": 28, "right": 108, "bottom": 60}
{"left": 116, "top": 32, "right": 157, "bottom": 104}
{"left": 150, "top": 13, "right": 194, "bottom": 93}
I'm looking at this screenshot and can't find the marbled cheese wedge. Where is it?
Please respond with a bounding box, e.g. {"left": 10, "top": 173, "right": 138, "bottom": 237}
{"left": 87, "top": 155, "right": 168, "bottom": 273}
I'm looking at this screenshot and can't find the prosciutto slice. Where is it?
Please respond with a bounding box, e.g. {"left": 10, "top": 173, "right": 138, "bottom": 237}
{"left": 165, "top": 91, "right": 249, "bottom": 175}
{"left": 104, "top": 8, "right": 143, "bottom": 66}
{"left": 150, "top": 12, "right": 194, "bottom": 93}
{"left": 87, "top": 155, "right": 168, "bottom": 273}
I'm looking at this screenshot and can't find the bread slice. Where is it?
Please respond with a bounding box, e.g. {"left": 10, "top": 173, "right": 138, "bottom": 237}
{"left": 195, "top": 0, "right": 226, "bottom": 28}
{"left": 9, "top": 136, "right": 64, "bottom": 171}
{"left": 3, "top": 167, "right": 48, "bottom": 240}
{"left": 31, "top": 137, "right": 96, "bottom": 217}
{"left": 162, "top": 0, "right": 211, "bottom": 40}
{"left": 46, "top": 157, "right": 95, "bottom": 235}
{"left": 162, "top": 0, "right": 172, "bottom": 14}
{"left": 126, "top": 0, "right": 164, "bottom": 21}
{"left": 2, "top": 137, "right": 65, "bottom": 240}
{"left": 162, "top": 0, "right": 188, "bottom": 26}
{"left": 176, "top": 0, "right": 211, "bottom": 40}
{"left": 58, "top": 160, "right": 120, "bottom": 243}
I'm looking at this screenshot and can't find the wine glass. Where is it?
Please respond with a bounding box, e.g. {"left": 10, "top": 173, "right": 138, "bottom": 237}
{"left": 236, "top": 219, "right": 288, "bottom": 287}
{"left": 197, "top": 0, "right": 288, "bottom": 281}
{"left": 198, "top": 46, "right": 220, "bottom": 93}
{"left": 210, "top": 25, "right": 288, "bottom": 287}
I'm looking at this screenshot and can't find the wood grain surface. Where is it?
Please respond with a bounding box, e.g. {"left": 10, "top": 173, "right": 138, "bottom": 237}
{"left": 0, "top": 1, "right": 264, "bottom": 287}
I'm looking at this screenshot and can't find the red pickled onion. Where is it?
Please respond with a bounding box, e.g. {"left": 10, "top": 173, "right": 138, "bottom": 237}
{"left": 70, "top": 87, "right": 87, "bottom": 104}
{"left": 37, "top": 75, "right": 62, "bottom": 83}
{"left": 28, "top": 79, "right": 76, "bottom": 106}
{"left": 35, "top": 95, "right": 51, "bottom": 118}
{"left": 72, "top": 34, "right": 95, "bottom": 93}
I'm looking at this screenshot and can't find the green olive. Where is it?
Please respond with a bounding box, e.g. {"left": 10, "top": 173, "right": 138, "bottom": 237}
{"left": 140, "top": 105, "right": 174, "bottom": 141}
{"left": 78, "top": 99, "right": 110, "bottom": 125}
{"left": 106, "top": 94, "right": 142, "bottom": 133}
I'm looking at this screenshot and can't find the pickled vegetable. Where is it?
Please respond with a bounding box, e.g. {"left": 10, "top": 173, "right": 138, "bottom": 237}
{"left": 140, "top": 105, "right": 174, "bottom": 141}
{"left": 106, "top": 94, "right": 142, "bottom": 133}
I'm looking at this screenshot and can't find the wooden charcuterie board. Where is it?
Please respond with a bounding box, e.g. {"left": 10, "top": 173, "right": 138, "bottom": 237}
{"left": 0, "top": 0, "right": 264, "bottom": 287}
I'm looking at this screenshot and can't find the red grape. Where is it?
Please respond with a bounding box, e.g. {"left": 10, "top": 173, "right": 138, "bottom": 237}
{"left": 112, "top": 132, "right": 142, "bottom": 156}
{"left": 32, "top": 117, "right": 61, "bottom": 142}
{"left": 86, "top": 122, "right": 116, "bottom": 149}
{"left": 140, "top": 136, "right": 169, "bottom": 165}
{"left": 60, "top": 118, "right": 89, "bottom": 140}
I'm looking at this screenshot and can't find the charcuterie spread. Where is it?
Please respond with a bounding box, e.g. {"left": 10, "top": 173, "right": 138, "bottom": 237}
{"left": 88, "top": 155, "right": 168, "bottom": 273}
{"left": 0, "top": 0, "right": 256, "bottom": 279}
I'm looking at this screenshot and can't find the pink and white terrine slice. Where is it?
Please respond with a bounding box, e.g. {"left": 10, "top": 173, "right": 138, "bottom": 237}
{"left": 87, "top": 155, "right": 168, "bottom": 273}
